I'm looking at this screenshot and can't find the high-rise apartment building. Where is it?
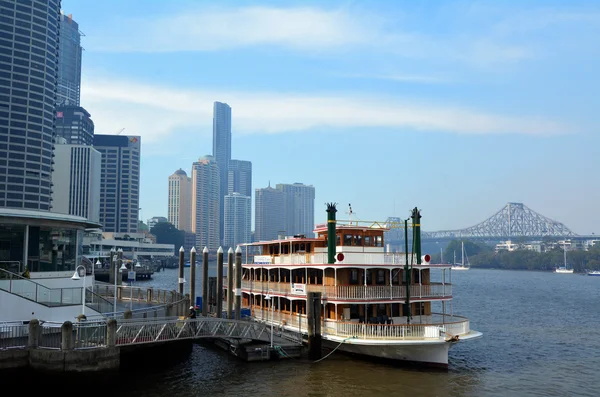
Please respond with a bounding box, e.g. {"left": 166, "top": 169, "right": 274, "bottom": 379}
{"left": 212, "top": 102, "right": 231, "bottom": 244}
{"left": 93, "top": 135, "right": 141, "bottom": 233}
{"left": 228, "top": 159, "right": 252, "bottom": 197}
{"left": 224, "top": 192, "right": 251, "bottom": 249}
{"left": 276, "top": 183, "right": 316, "bottom": 237}
{"left": 254, "top": 186, "right": 285, "bottom": 241}
{"left": 57, "top": 12, "right": 82, "bottom": 106}
{"left": 192, "top": 156, "right": 220, "bottom": 251}
{"left": 54, "top": 105, "right": 94, "bottom": 145}
{"left": 51, "top": 144, "right": 101, "bottom": 222}
{"left": 0, "top": 0, "right": 61, "bottom": 211}
{"left": 168, "top": 169, "right": 192, "bottom": 232}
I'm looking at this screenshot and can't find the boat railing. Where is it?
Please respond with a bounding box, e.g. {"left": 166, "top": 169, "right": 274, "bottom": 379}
{"left": 248, "top": 252, "right": 423, "bottom": 266}
{"left": 251, "top": 307, "right": 469, "bottom": 340}
{"left": 239, "top": 279, "right": 452, "bottom": 300}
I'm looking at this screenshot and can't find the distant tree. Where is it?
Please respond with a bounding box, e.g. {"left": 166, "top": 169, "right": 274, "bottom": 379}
{"left": 150, "top": 222, "right": 184, "bottom": 255}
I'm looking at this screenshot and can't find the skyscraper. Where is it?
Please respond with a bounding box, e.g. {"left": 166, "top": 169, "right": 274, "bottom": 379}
{"left": 227, "top": 159, "right": 252, "bottom": 197}
{"left": 212, "top": 102, "right": 231, "bottom": 244}
{"left": 224, "top": 192, "right": 251, "bottom": 248}
{"left": 212, "top": 102, "right": 231, "bottom": 170}
{"left": 57, "top": 12, "right": 82, "bottom": 106}
{"left": 0, "top": 0, "right": 61, "bottom": 211}
{"left": 192, "top": 156, "right": 220, "bottom": 251}
{"left": 54, "top": 105, "right": 94, "bottom": 145}
{"left": 93, "top": 135, "right": 141, "bottom": 233}
{"left": 254, "top": 186, "right": 285, "bottom": 241}
{"left": 276, "top": 183, "right": 316, "bottom": 237}
{"left": 168, "top": 169, "right": 192, "bottom": 232}
{"left": 51, "top": 144, "right": 101, "bottom": 222}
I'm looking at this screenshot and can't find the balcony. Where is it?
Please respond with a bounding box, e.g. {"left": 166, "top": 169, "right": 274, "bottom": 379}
{"left": 252, "top": 308, "right": 470, "bottom": 340}
{"left": 239, "top": 280, "right": 452, "bottom": 301}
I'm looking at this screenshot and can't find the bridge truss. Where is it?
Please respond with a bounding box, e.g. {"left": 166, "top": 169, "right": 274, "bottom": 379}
{"left": 422, "top": 202, "right": 577, "bottom": 240}
{"left": 383, "top": 202, "right": 577, "bottom": 242}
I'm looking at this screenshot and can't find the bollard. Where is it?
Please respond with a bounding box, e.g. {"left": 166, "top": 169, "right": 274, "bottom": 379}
{"left": 227, "top": 247, "right": 234, "bottom": 319}
{"left": 166, "top": 303, "right": 174, "bottom": 318}
{"left": 202, "top": 247, "right": 209, "bottom": 317}
{"left": 117, "top": 286, "right": 123, "bottom": 300}
{"left": 106, "top": 319, "right": 117, "bottom": 347}
{"left": 27, "top": 319, "right": 40, "bottom": 348}
{"left": 61, "top": 321, "right": 73, "bottom": 351}
{"left": 124, "top": 310, "right": 132, "bottom": 320}
{"left": 234, "top": 245, "right": 242, "bottom": 320}
{"left": 190, "top": 247, "right": 197, "bottom": 309}
{"left": 178, "top": 246, "right": 185, "bottom": 295}
{"left": 146, "top": 288, "right": 152, "bottom": 303}
{"left": 216, "top": 246, "right": 224, "bottom": 318}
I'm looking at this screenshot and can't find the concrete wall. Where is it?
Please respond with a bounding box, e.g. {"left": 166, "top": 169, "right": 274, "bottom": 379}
{"left": 0, "top": 348, "right": 119, "bottom": 372}
{"left": 0, "top": 289, "right": 100, "bottom": 322}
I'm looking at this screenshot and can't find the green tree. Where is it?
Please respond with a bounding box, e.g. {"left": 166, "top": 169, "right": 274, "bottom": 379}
{"left": 150, "top": 222, "right": 184, "bottom": 255}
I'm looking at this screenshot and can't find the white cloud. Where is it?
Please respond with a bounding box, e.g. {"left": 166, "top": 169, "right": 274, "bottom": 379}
{"left": 81, "top": 76, "right": 568, "bottom": 146}
{"left": 87, "top": 6, "right": 371, "bottom": 53}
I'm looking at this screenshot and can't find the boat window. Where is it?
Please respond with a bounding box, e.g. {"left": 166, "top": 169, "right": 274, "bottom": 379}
{"left": 413, "top": 270, "right": 420, "bottom": 284}
{"left": 392, "top": 269, "right": 399, "bottom": 284}
{"left": 350, "top": 304, "right": 360, "bottom": 320}
{"left": 344, "top": 234, "right": 352, "bottom": 246}
{"left": 375, "top": 236, "right": 382, "bottom": 247}
{"left": 366, "top": 269, "right": 372, "bottom": 284}
{"left": 414, "top": 302, "right": 425, "bottom": 316}
{"left": 306, "top": 243, "right": 311, "bottom": 253}
{"left": 392, "top": 303, "right": 400, "bottom": 317}
{"left": 376, "top": 270, "right": 385, "bottom": 285}
{"left": 336, "top": 234, "right": 341, "bottom": 246}
{"left": 353, "top": 235, "right": 362, "bottom": 246}
{"left": 350, "top": 269, "right": 359, "bottom": 285}
{"left": 364, "top": 236, "right": 372, "bottom": 246}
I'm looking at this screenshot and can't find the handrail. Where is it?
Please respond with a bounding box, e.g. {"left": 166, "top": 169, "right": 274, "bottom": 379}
{"left": 0, "top": 268, "right": 85, "bottom": 308}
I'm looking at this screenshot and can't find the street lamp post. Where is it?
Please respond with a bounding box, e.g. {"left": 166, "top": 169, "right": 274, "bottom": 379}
{"left": 71, "top": 265, "right": 87, "bottom": 315}
{"left": 265, "top": 289, "right": 274, "bottom": 348}
{"left": 113, "top": 249, "right": 127, "bottom": 314}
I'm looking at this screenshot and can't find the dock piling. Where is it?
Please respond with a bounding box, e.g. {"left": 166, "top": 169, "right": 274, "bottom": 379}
{"left": 190, "top": 247, "right": 197, "bottom": 306}
{"left": 234, "top": 246, "right": 242, "bottom": 320}
{"left": 216, "top": 247, "right": 224, "bottom": 318}
{"left": 178, "top": 246, "right": 185, "bottom": 295}
{"left": 227, "top": 247, "right": 234, "bottom": 319}
{"left": 202, "top": 247, "right": 209, "bottom": 317}
{"left": 307, "top": 292, "right": 322, "bottom": 360}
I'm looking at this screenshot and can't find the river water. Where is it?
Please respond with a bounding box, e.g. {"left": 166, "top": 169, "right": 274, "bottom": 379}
{"left": 15, "top": 268, "right": 600, "bottom": 396}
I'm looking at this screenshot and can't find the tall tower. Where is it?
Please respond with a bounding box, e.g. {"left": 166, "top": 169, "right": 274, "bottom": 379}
{"left": 168, "top": 169, "right": 192, "bottom": 232}
{"left": 57, "top": 12, "right": 82, "bottom": 106}
{"left": 276, "top": 183, "right": 316, "bottom": 237}
{"left": 0, "top": 0, "right": 61, "bottom": 211}
{"left": 192, "top": 156, "right": 220, "bottom": 251}
{"left": 224, "top": 192, "right": 251, "bottom": 248}
{"left": 227, "top": 160, "right": 252, "bottom": 196}
{"left": 93, "top": 135, "right": 141, "bottom": 233}
{"left": 212, "top": 101, "right": 231, "bottom": 244}
{"left": 255, "top": 186, "right": 285, "bottom": 241}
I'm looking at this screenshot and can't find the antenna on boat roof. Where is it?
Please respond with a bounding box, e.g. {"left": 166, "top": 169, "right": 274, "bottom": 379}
{"left": 347, "top": 203, "right": 353, "bottom": 225}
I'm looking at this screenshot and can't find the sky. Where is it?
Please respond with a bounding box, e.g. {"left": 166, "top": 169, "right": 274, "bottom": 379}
{"left": 62, "top": 0, "right": 600, "bottom": 234}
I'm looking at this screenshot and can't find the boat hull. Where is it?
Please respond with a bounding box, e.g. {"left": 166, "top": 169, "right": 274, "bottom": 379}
{"left": 324, "top": 338, "right": 451, "bottom": 367}
{"left": 554, "top": 269, "right": 573, "bottom": 274}
{"left": 588, "top": 272, "right": 600, "bottom": 276}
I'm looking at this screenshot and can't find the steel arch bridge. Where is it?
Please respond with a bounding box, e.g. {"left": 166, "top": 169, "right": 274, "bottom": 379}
{"left": 385, "top": 202, "right": 577, "bottom": 243}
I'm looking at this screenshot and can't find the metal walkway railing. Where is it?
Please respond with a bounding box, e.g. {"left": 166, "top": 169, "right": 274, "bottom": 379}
{"left": 1, "top": 317, "right": 271, "bottom": 350}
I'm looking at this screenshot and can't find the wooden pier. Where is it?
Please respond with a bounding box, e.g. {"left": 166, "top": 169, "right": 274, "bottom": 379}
{"left": 94, "top": 268, "right": 154, "bottom": 282}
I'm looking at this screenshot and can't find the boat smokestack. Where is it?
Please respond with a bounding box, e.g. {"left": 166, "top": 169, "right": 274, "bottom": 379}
{"left": 326, "top": 203, "right": 337, "bottom": 264}
{"left": 411, "top": 207, "right": 422, "bottom": 264}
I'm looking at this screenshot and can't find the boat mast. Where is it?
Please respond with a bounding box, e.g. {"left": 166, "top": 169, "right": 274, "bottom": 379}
{"left": 404, "top": 217, "right": 411, "bottom": 324}
{"left": 462, "top": 241, "right": 465, "bottom": 267}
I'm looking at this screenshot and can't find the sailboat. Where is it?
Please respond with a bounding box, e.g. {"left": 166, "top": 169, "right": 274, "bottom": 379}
{"left": 451, "top": 241, "right": 470, "bottom": 271}
{"left": 554, "top": 245, "right": 574, "bottom": 274}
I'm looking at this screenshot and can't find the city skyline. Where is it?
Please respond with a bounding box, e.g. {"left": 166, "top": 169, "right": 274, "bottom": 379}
{"left": 62, "top": 0, "right": 600, "bottom": 234}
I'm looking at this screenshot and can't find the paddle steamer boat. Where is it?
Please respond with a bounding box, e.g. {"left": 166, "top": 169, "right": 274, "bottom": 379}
{"left": 232, "top": 204, "right": 482, "bottom": 367}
